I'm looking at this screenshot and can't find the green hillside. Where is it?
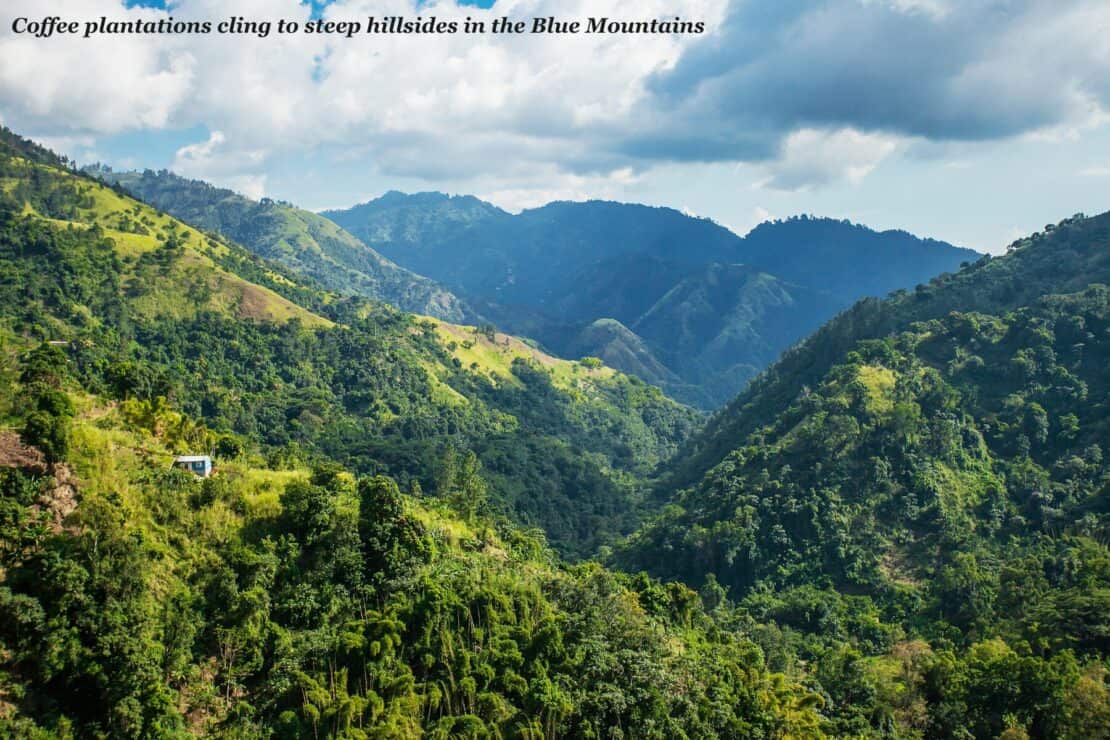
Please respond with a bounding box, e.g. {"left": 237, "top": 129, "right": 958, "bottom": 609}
{"left": 0, "top": 128, "right": 830, "bottom": 739}
{"left": 666, "top": 211, "right": 1107, "bottom": 491}
{"left": 0, "top": 338, "right": 822, "bottom": 737}
{"left": 3, "top": 127, "right": 1108, "bottom": 738}
{"left": 0, "top": 127, "right": 699, "bottom": 559}
{"left": 618, "top": 215, "right": 1110, "bottom": 736}
{"left": 91, "top": 168, "right": 473, "bottom": 322}
{"left": 1, "top": 139, "right": 329, "bottom": 331}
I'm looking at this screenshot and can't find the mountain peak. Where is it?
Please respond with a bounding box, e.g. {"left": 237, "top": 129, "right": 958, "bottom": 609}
{"left": 340, "top": 190, "right": 505, "bottom": 215}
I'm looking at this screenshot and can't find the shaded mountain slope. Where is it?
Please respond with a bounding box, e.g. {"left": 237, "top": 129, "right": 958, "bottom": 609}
{"left": 741, "top": 216, "right": 980, "bottom": 303}
{"left": 325, "top": 194, "right": 977, "bottom": 407}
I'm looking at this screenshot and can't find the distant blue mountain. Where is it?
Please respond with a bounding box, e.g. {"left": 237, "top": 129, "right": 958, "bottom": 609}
{"left": 325, "top": 195, "right": 980, "bottom": 408}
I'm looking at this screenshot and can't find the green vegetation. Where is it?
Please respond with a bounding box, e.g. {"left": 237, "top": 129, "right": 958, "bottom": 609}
{"left": 665, "top": 211, "right": 1106, "bottom": 491}
{"left": 2, "top": 127, "right": 1108, "bottom": 737}
{"left": 91, "top": 167, "right": 473, "bottom": 322}
{"left": 0, "top": 343, "right": 821, "bottom": 738}
{"left": 620, "top": 217, "right": 1110, "bottom": 736}
{"left": 0, "top": 127, "right": 699, "bottom": 560}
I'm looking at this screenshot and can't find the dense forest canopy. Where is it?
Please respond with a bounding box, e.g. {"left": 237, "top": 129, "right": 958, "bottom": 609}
{"left": 619, "top": 213, "right": 1110, "bottom": 736}
{"left": 0, "top": 127, "right": 1108, "bottom": 737}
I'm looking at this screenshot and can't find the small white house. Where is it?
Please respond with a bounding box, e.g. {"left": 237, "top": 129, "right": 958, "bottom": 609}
{"left": 173, "top": 455, "right": 213, "bottom": 478}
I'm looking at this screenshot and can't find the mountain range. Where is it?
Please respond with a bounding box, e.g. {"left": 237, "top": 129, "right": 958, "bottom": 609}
{"left": 2, "top": 126, "right": 1107, "bottom": 738}
{"left": 324, "top": 193, "right": 980, "bottom": 407}
{"left": 94, "top": 171, "right": 978, "bottom": 409}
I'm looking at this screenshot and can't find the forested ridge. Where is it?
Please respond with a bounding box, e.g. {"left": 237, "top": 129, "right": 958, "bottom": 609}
{"left": 0, "top": 343, "right": 821, "bottom": 737}
{"left": 1, "top": 127, "right": 1108, "bottom": 737}
{"left": 620, "top": 214, "right": 1110, "bottom": 736}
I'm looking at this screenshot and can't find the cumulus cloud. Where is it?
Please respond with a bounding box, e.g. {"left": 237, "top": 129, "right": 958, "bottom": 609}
{"left": 0, "top": 0, "right": 727, "bottom": 195}
{"left": 0, "top": 1, "right": 196, "bottom": 133}
{"left": 171, "top": 130, "right": 269, "bottom": 198}
{"left": 646, "top": 1, "right": 1110, "bottom": 147}
{"left": 1, "top": 0, "right": 1109, "bottom": 197}
{"left": 756, "top": 128, "right": 901, "bottom": 191}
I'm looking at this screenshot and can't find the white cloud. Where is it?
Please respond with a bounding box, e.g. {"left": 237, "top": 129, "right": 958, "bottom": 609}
{"left": 171, "top": 129, "right": 270, "bottom": 198}
{"left": 874, "top": 0, "right": 951, "bottom": 19}
{"left": 3, "top": 0, "right": 1110, "bottom": 203}
{"left": 0, "top": 0, "right": 730, "bottom": 193}
{"left": 1079, "top": 165, "right": 1110, "bottom": 176}
{"left": 30, "top": 133, "right": 96, "bottom": 156}
{"left": 644, "top": 0, "right": 1110, "bottom": 170}
{"left": 756, "top": 128, "right": 901, "bottom": 191}
{"left": 0, "top": 1, "right": 195, "bottom": 133}
{"left": 474, "top": 164, "right": 642, "bottom": 212}
{"left": 173, "top": 130, "right": 227, "bottom": 167}
{"left": 220, "top": 174, "right": 267, "bottom": 200}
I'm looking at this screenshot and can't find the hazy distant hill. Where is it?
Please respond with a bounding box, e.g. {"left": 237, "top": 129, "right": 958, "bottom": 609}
{"left": 325, "top": 194, "right": 978, "bottom": 407}
{"left": 741, "top": 216, "right": 982, "bottom": 303}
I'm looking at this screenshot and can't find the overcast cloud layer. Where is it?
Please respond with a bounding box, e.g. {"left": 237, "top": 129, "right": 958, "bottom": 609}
{"left": 1, "top": 0, "right": 1109, "bottom": 249}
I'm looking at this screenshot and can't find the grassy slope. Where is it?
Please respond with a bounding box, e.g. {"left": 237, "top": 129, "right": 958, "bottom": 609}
{"left": 4, "top": 158, "right": 330, "bottom": 329}
{"left": 96, "top": 169, "right": 472, "bottom": 322}
{"left": 424, "top": 317, "right": 615, "bottom": 390}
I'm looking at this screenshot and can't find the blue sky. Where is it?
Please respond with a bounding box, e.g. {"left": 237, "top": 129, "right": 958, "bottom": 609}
{"left": 5, "top": 0, "right": 1110, "bottom": 253}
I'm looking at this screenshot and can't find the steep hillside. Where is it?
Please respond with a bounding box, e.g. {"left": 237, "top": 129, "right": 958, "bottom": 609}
{"left": 1, "top": 143, "right": 329, "bottom": 330}
{"left": 618, "top": 214, "right": 1110, "bottom": 736}
{"left": 92, "top": 169, "right": 473, "bottom": 322}
{"left": 667, "top": 211, "right": 1108, "bottom": 491}
{"left": 631, "top": 263, "right": 847, "bottom": 407}
{"left": 324, "top": 193, "right": 976, "bottom": 407}
{"left": 557, "top": 318, "right": 680, "bottom": 390}
{"left": 0, "top": 128, "right": 699, "bottom": 558}
{"left": 0, "top": 339, "right": 822, "bottom": 737}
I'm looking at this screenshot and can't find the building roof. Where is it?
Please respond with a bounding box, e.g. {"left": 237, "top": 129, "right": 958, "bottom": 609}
{"left": 174, "top": 455, "right": 212, "bottom": 463}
